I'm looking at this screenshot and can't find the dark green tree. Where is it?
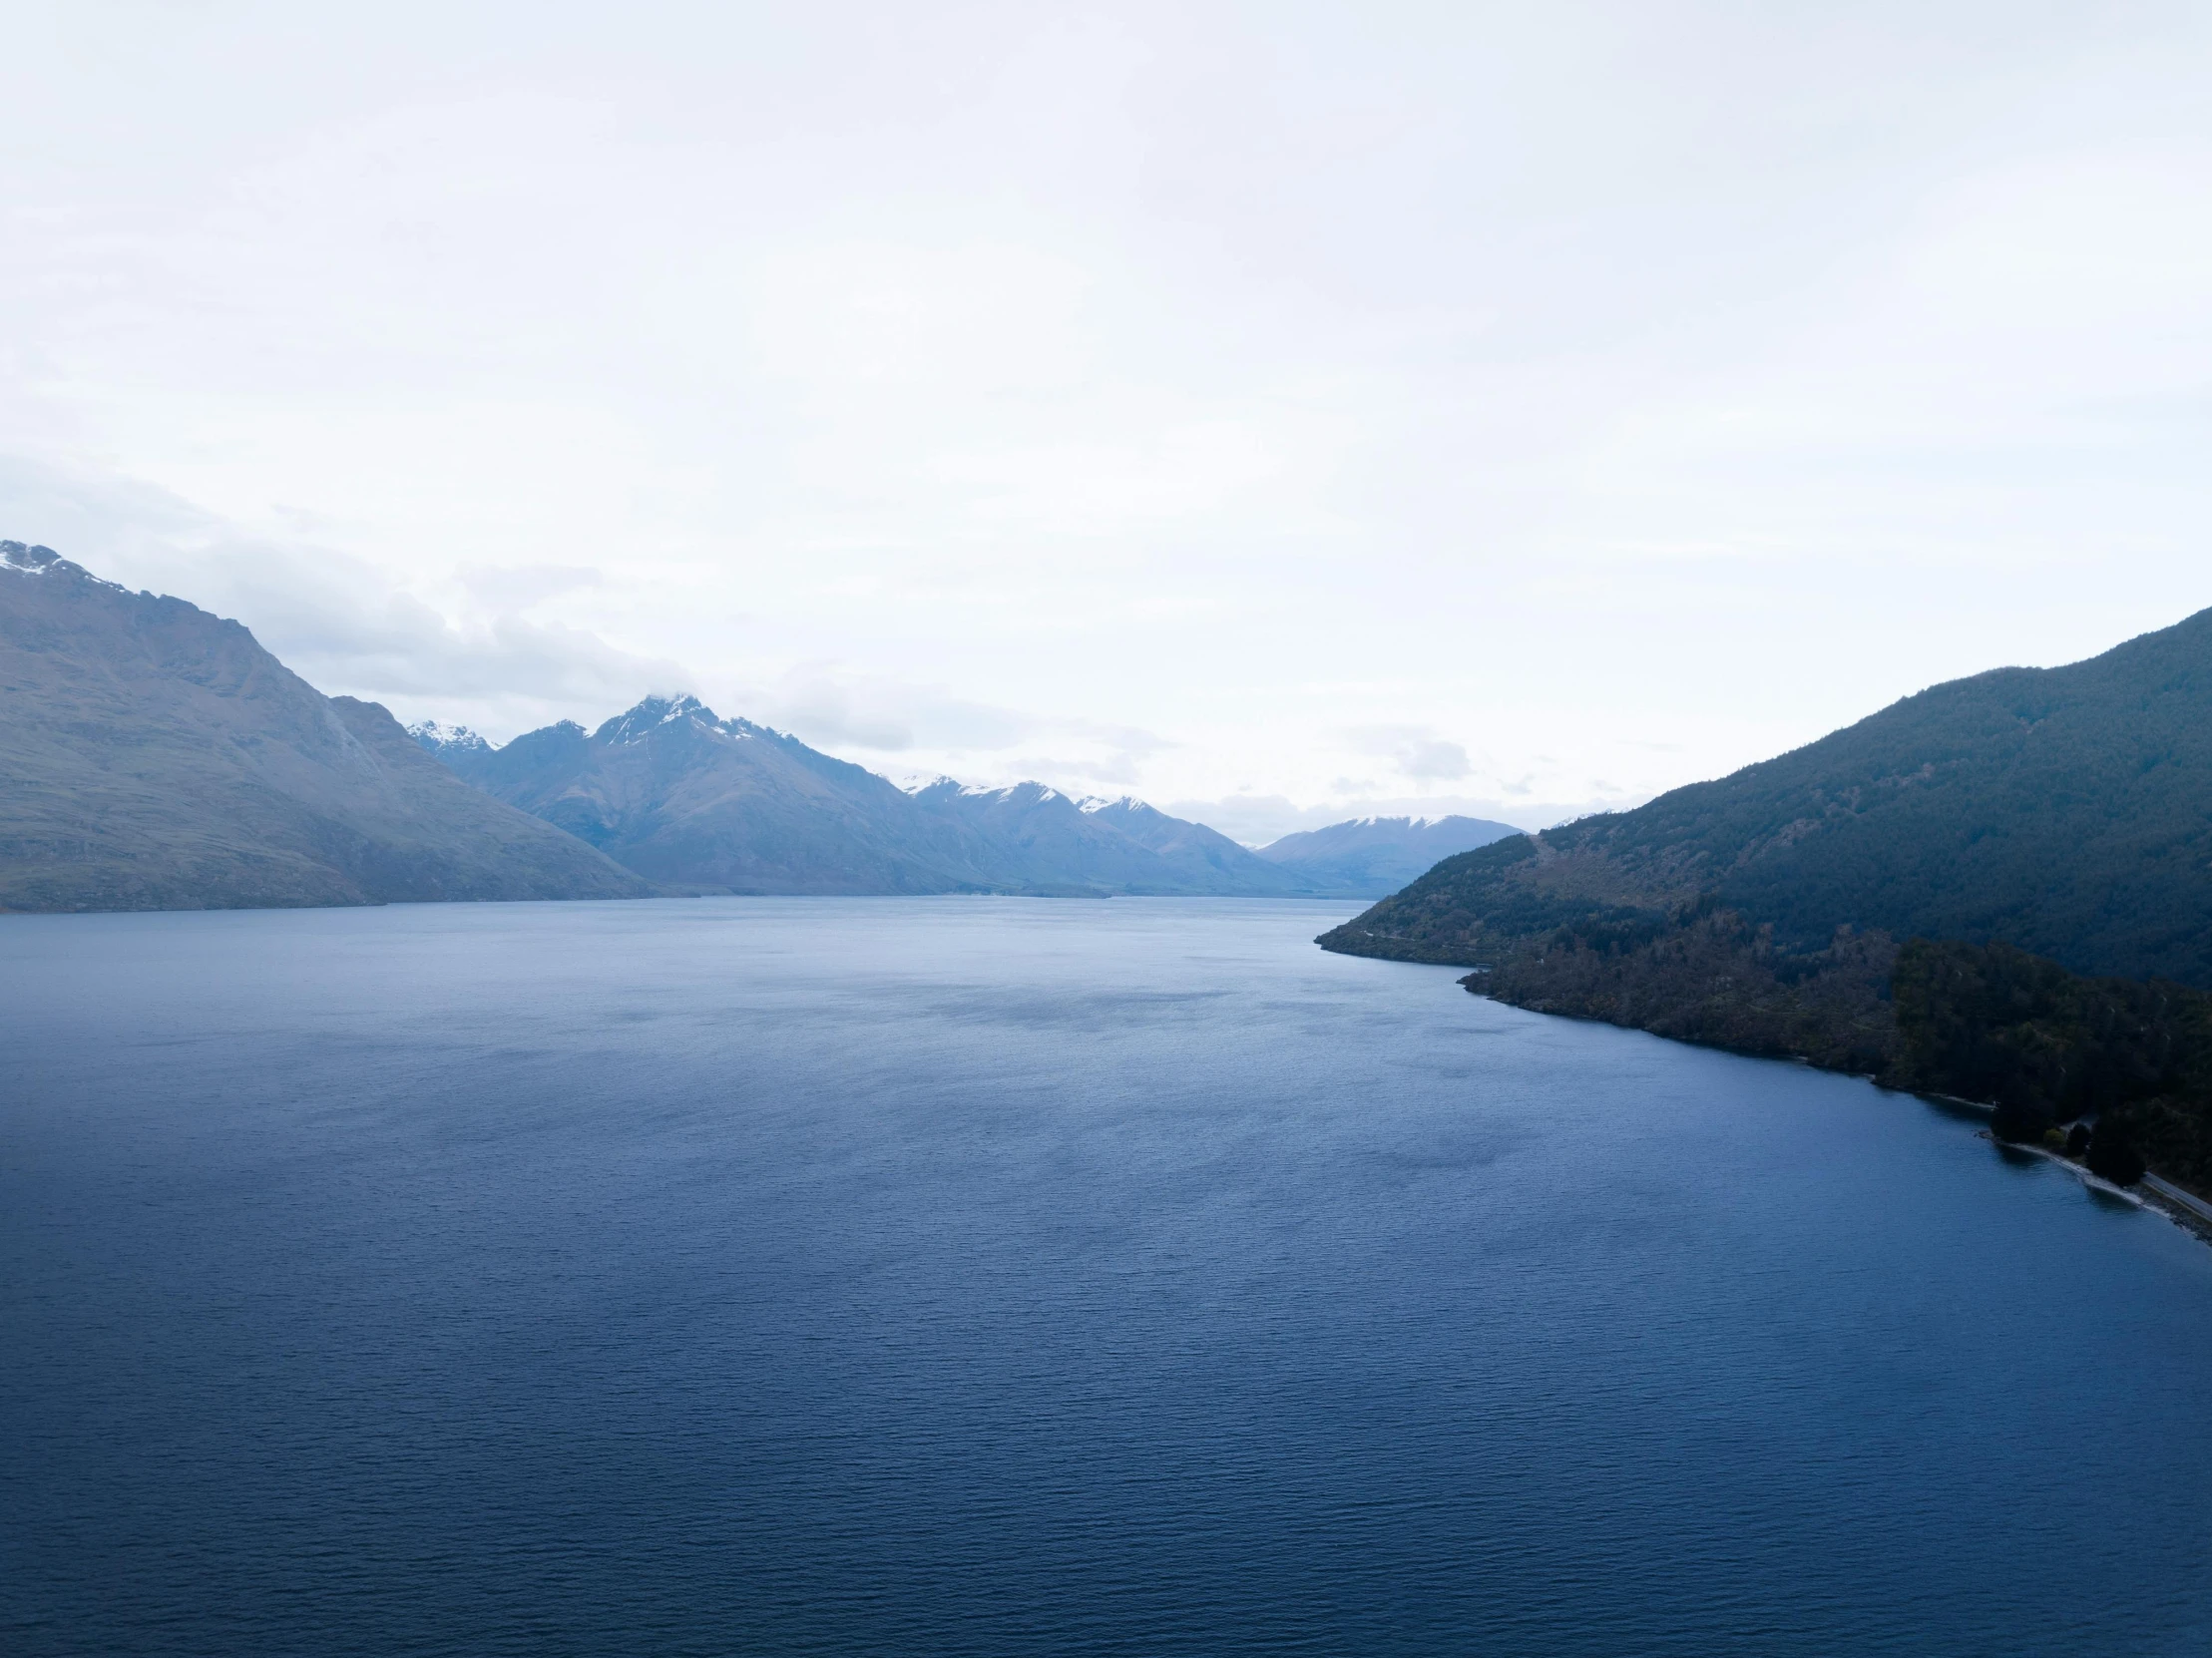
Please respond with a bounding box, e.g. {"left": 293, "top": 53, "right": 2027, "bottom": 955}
{"left": 2085, "top": 1123, "right": 2147, "bottom": 1186}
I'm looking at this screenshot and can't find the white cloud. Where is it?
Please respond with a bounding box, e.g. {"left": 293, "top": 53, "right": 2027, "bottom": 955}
{"left": 0, "top": 455, "right": 688, "bottom": 739}
{"left": 1343, "top": 726, "right": 1477, "bottom": 784}
{"left": 5, "top": 3, "right": 2212, "bottom": 816}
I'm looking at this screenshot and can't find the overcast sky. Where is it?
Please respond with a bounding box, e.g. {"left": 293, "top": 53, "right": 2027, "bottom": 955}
{"left": 5, "top": 2, "right": 2210, "bottom": 839}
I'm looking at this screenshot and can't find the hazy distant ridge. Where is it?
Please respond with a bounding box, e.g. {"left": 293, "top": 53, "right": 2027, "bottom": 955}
{"left": 1258, "top": 814, "right": 1522, "bottom": 897}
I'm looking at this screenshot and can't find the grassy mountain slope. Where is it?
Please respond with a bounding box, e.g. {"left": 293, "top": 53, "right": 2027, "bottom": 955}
{"left": 0, "top": 542, "right": 648, "bottom": 911}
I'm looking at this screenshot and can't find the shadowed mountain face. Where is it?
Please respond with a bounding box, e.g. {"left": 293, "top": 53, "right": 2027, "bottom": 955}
{"left": 1321, "top": 605, "right": 2212, "bottom": 990}
{"left": 0, "top": 542, "right": 648, "bottom": 912}
{"left": 421, "top": 702, "right": 1313, "bottom": 897}
{"left": 1257, "top": 814, "right": 1523, "bottom": 897}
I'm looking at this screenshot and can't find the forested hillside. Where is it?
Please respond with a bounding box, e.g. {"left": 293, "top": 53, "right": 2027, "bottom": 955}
{"left": 1891, "top": 940, "right": 2212, "bottom": 1190}
{"left": 1323, "top": 605, "right": 2212, "bottom": 987}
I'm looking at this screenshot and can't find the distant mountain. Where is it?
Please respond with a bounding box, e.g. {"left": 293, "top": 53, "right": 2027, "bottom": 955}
{"left": 1257, "top": 814, "right": 1522, "bottom": 896}
{"left": 407, "top": 719, "right": 492, "bottom": 758}
{"left": 1322, "top": 606, "right": 2212, "bottom": 990}
{"left": 418, "top": 697, "right": 1311, "bottom": 897}
{"left": 416, "top": 697, "right": 1013, "bottom": 895}
{"left": 908, "top": 779, "right": 1310, "bottom": 896}
{"left": 0, "top": 542, "right": 648, "bottom": 912}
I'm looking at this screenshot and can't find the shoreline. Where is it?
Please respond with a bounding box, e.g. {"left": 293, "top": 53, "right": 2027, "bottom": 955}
{"left": 1978, "top": 1130, "right": 2212, "bottom": 1244}
{"left": 1451, "top": 973, "right": 2212, "bottom": 1246}
{"left": 1456, "top": 981, "right": 2212, "bottom": 1249}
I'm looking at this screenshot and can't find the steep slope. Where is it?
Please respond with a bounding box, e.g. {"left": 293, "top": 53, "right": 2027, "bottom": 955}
{"left": 0, "top": 541, "right": 648, "bottom": 912}
{"left": 907, "top": 781, "right": 1310, "bottom": 896}
{"left": 1323, "top": 606, "right": 2212, "bottom": 990}
{"left": 421, "top": 697, "right": 1019, "bottom": 895}
{"left": 1258, "top": 814, "right": 1522, "bottom": 896}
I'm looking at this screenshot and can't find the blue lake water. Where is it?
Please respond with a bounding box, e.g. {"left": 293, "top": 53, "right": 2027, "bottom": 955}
{"left": 4, "top": 897, "right": 2210, "bottom": 1656}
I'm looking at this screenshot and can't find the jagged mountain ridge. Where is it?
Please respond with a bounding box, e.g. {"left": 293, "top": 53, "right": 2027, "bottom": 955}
{"left": 408, "top": 719, "right": 491, "bottom": 756}
{"left": 1257, "top": 813, "right": 1522, "bottom": 897}
{"left": 422, "top": 696, "right": 1013, "bottom": 895}
{"left": 905, "top": 778, "right": 1312, "bottom": 897}
{"left": 418, "top": 698, "right": 1310, "bottom": 897}
{"left": 0, "top": 541, "right": 648, "bottom": 912}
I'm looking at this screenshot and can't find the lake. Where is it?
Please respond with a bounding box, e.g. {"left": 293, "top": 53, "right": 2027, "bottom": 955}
{"left": 4, "top": 897, "right": 2209, "bottom": 1655}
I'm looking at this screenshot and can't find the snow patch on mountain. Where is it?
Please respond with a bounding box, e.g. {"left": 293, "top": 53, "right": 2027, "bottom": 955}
{"left": 2, "top": 540, "right": 129, "bottom": 594}
{"left": 408, "top": 719, "right": 493, "bottom": 754}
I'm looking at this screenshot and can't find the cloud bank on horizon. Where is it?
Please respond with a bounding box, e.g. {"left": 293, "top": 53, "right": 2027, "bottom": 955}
{"left": 4, "top": 2, "right": 2210, "bottom": 842}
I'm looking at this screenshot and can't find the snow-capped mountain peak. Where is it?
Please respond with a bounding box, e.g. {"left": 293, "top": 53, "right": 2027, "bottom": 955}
{"left": 595, "top": 693, "right": 717, "bottom": 744}
{"left": 407, "top": 719, "right": 492, "bottom": 754}
{"left": 2, "top": 540, "right": 127, "bottom": 593}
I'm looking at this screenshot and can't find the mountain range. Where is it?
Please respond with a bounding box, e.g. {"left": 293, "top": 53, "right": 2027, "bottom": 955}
{"left": 4, "top": 540, "right": 1501, "bottom": 911}
{"left": 414, "top": 697, "right": 1313, "bottom": 897}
